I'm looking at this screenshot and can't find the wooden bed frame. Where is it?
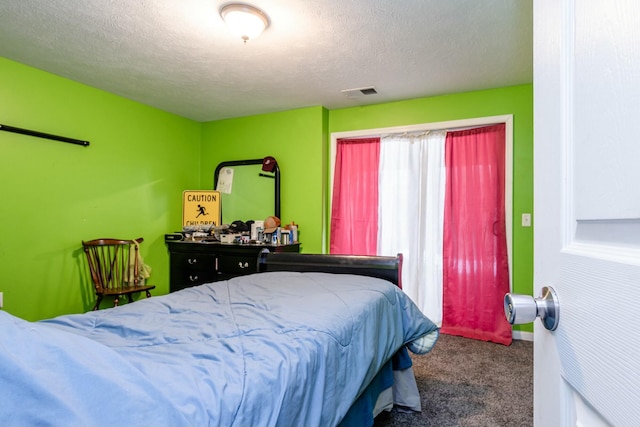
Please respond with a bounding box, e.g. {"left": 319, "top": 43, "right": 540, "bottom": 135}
{"left": 258, "top": 251, "right": 403, "bottom": 287}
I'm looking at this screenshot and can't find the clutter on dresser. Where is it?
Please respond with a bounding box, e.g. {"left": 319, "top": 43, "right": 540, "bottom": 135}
{"left": 168, "top": 215, "right": 300, "bottom": 247}
{"left": 215, "top": 216, "right": 299, "bottom": 246}
{"left": 262, "top": 216, "right": 299, "bottom": 245}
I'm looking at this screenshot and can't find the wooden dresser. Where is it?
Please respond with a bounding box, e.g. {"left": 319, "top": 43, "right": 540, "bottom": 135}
{"left": 166, "top": 240, "right": 300, "bottom": 293}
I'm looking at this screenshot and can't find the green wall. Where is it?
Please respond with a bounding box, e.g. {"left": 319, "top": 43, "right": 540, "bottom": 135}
{"left": 0, "top": 58, "right": 201, "bottom": 320}
{"left": 328, "top": 85, "right": 534, "bottom": 332}
{"left": 200, "top": 107, "right": 328, "bottom": 253}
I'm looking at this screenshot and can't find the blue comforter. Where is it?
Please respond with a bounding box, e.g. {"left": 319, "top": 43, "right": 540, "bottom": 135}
{"left": 0, "top": 271, "right": 438, "bottom": 427}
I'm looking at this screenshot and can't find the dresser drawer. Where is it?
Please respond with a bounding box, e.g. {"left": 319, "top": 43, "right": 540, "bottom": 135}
{"left": 170, "top": 252, "right": 217, "bottom": 290}
{"left": 173, "top": 252, "right": 217, "bottom": 271}
{"left": 217, "top": 254, "right": 259, "bottom": 275}
{"left": 174, "top": 269, "right": 217, "bottom": 287}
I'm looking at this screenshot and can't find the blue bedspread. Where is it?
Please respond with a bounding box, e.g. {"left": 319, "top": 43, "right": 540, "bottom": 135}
{"left": 0, "top": 271, "right": 438, "bottom": 427}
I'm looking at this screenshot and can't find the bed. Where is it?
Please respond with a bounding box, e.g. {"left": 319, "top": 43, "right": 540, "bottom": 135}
{"left": 0, "top": 253, "right": 439, "bottom": 427}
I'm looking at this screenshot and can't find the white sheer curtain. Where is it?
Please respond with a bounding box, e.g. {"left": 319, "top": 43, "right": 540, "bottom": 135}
{"left": 377, "top": 131, "right": 446, "bottom": 325}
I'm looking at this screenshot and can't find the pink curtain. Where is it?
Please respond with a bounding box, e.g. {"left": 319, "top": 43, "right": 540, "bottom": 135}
{"left": 441, "top": 124, "right": 512, "bottom": 345}
{"left": 330, "top": 138, "right": 380, "bottom": 255}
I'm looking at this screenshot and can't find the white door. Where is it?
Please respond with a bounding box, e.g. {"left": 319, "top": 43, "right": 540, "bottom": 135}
{"left": 534, "top": 0, "right": 640, "bottom": 425}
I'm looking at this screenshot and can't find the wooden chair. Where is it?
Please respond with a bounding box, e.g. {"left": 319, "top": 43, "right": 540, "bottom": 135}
{"left": 82, "top": 238, "right": 155, "bottom": 310}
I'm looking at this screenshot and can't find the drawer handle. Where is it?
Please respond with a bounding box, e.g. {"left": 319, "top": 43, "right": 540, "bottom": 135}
{"left": 189, "top": 275, "right": 199, "bottom": 282}
{"left": 238, "top": 261, "right": 249, "bottom": 269}
{"left": 188, "top": 258, "right": 197, "bottom": 265}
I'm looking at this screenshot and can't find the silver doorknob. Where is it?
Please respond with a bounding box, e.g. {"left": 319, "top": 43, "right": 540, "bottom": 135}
{"left": 504, "top": 286, "right": 559, "bottom": 331}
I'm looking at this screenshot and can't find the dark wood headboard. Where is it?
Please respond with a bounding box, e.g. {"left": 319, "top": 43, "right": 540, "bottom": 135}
{"left": 258, "top": 251, "right": 403, "bottom": 287}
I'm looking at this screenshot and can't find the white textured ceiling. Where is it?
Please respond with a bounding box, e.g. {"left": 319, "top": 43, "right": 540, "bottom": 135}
{"left": 0, "top": 0, "right": 532, "bottom": 122}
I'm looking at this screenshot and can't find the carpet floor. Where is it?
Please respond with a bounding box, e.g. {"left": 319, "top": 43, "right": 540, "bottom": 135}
{"left": 374, "top": 333, "right": 533, "bottom": 427}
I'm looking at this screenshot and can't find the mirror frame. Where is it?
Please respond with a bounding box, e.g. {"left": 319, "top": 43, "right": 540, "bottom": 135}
{"left": 213, "top": 158, "right": 281, "bottom": 220}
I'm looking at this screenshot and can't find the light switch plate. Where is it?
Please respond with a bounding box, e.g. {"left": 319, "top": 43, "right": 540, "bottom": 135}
{"left": 522, "top": 213, "right": 532, "bottom": 227}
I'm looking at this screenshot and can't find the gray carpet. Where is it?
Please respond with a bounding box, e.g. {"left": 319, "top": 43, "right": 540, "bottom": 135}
{"left": 374, "top": 333, "right": 533, "bottom": 427}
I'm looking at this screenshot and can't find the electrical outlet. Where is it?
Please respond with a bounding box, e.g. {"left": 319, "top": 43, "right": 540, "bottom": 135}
{"left": 0, "top": 292, "right": 3, "bottom": 309}
{"left": 522, "top": 213, "right": 532, "bottom": 227}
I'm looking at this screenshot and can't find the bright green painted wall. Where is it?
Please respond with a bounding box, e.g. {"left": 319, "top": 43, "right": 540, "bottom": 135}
{"left": 0, "top": 58, "right": 201, "bottom": 320}
{"left": 200, "top": 107, "right": 327, "bottom": 253}
{"left": 328, "top": 85, "right": 534, "bottom": 333}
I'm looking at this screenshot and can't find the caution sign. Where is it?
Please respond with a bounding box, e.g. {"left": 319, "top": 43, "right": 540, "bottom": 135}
{"left": 182, "top": 190, "right": 221, "bottom": 229}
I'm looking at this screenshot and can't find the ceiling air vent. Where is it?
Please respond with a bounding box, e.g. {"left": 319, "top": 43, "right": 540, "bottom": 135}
{"left": 341, "top": 86, "right": 378, "bottom": 98}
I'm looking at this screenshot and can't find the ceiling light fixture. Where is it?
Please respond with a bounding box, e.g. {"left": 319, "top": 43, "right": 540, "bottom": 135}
{"left": 220, "top": 3, "right": 270, "bottom": 43}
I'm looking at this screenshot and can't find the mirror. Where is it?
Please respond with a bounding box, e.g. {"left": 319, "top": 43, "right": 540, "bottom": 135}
{"left": 214, "top": 158, "right": 280, "bottom": 225}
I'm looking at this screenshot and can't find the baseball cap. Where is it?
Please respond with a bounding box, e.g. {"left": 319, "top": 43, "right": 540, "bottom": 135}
{"left": 263, "top": 216, "right": 281, "bottom": 233}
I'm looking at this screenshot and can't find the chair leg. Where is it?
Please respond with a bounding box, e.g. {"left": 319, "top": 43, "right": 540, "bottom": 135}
{"left": 113, "top": 296, "right": 120, "bottom": 307}
{"left": 127, "top": 294, "right": 133, "bottom": 303}
{"left": 93, "top": 296, "right": 103, "bottom": 311}
{"left": 145, "top": 290, "right": 152, "bottom": 298}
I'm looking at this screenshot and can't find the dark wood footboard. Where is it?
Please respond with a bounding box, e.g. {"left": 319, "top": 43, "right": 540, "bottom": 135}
{"left": 258, "top": 251, "right": 403, "bottom": 287}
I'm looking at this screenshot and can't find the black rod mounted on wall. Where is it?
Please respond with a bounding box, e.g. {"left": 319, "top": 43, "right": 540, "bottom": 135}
{"left": 0, "top": 123, "right": 90, "bottom": 147}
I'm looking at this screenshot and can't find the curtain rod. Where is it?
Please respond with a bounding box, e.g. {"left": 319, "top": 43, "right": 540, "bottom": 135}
{"left": 0, "top": 123, "right": 90, "bottom": 147}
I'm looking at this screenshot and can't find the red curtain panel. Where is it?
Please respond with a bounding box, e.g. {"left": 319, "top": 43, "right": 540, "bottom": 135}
{"left": 440, "top": 124, "right": 512, "bottom": 345}
{"left": 330, "top": 138, "right": 380, "bottom": 255}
